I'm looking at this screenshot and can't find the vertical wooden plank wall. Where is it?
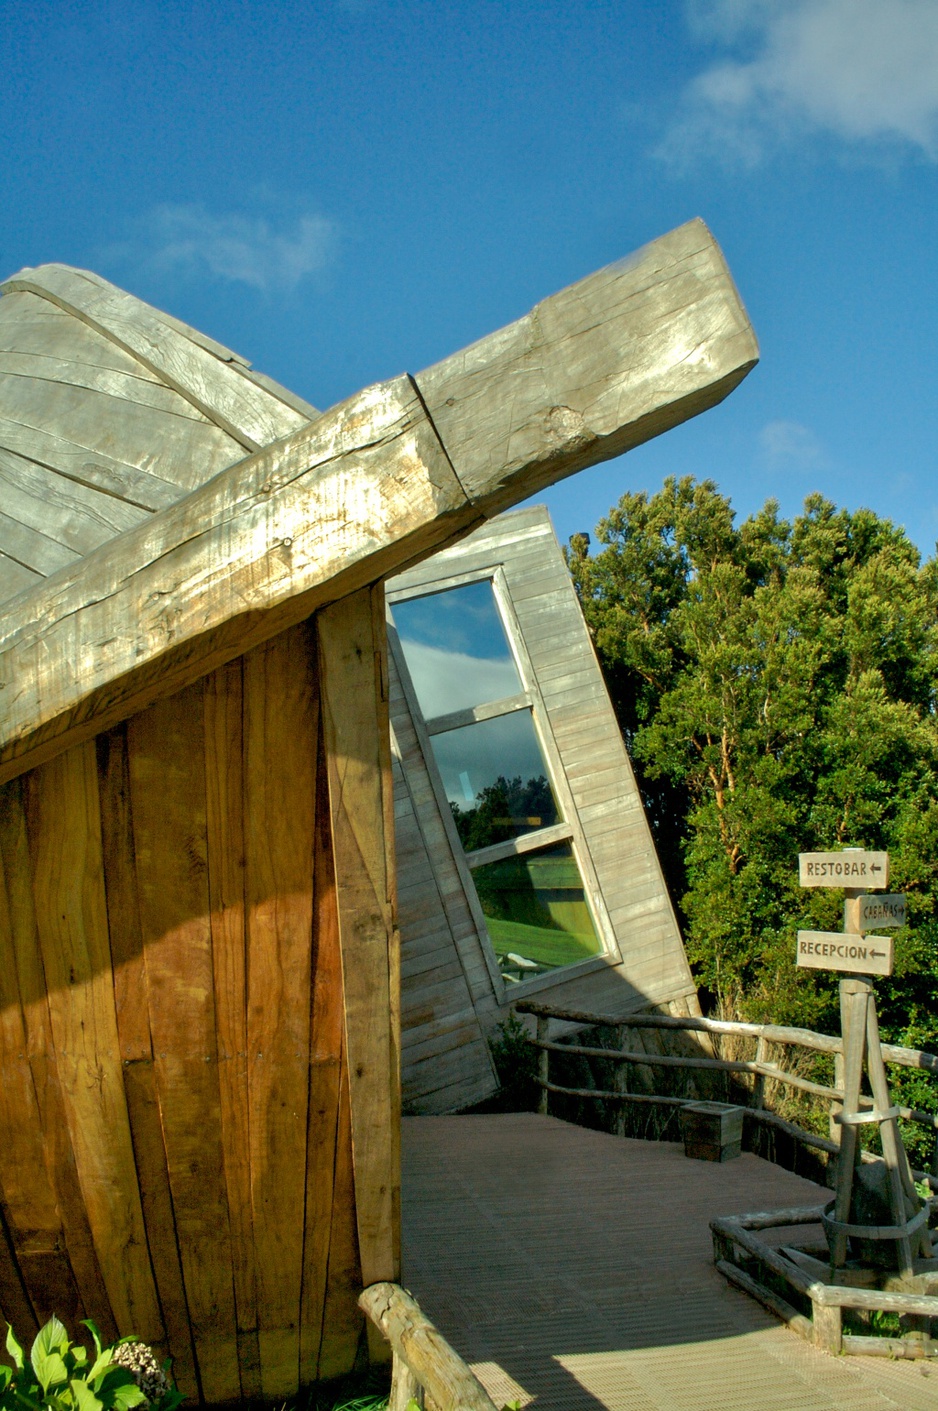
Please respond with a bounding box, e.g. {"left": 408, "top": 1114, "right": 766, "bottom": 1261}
{"left": 318, "top": 586, "right": 401, "bottom": 1364}
{"left": 0, "top": 598, "right": 398, "bottom": 1403}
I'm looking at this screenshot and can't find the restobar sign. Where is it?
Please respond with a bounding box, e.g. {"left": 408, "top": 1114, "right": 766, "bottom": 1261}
{"left": 798, "top": 851, "right": 889, "bottom": 888}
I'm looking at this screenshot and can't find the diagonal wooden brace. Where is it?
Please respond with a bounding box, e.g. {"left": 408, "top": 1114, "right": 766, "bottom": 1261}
{"left": 0, "top": 219, "right": 757, "bottom": 783}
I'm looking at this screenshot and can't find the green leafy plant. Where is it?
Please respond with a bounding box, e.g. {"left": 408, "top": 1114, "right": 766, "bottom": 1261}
{"left": 488, "top": 1011, "right": 539, "bottom": 1111}
{"left": 568, "top": 481, "right": 938, "bottom": 1061}
{"left": 1, "top": 1317, "right": 183, "bottom": 1411}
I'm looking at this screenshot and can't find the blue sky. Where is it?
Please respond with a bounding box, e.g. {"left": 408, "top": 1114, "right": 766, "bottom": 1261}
{"left": 3, "top": 0, "right": 938, "bottom": 556}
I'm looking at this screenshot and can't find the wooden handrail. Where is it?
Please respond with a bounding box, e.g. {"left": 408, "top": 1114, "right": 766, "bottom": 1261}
{"left": 531, "top": 1036, "right": 938, "bottom": 1127}
{"left": 533, "top": 1036, "right": 841, "bottom": 1101}
{"left": 514, "top": 999, "right": 938, "bottom": 1074}
{"left": 359, "top": 1282, "right": 498, "bottom": 1411}
{"left": 516, "top": 999, "right": 938, "bottom": 1175}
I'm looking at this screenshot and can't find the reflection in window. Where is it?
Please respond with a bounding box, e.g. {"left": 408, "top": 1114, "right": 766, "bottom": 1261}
{"left": 391, "top": 575, "right": 605, "bottom": 983}
{"left": 393, "top": 579, "right": 522, "bottom": 718}
{"left": 430, "top": 710, "right": 558, "bottom": 848}
{"left": 471, "top": 843, "right": 601, "bottom": 981}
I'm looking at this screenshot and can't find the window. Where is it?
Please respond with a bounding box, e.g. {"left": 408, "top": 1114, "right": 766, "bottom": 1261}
{"left": 389, "top": 575, "right": 604, "bottom": 986}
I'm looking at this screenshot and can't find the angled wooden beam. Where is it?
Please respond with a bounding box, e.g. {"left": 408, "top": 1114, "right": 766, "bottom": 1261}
{"left": 416, "top": 217, "right": 757, "bottom": 513}
{"left": 0, "top": 218, "right": 757, "bottom": 783}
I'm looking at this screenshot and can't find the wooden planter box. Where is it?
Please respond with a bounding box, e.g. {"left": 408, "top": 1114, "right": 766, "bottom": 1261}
{"left": 680, "top": 1101, "right": 745, "bottom": 1162}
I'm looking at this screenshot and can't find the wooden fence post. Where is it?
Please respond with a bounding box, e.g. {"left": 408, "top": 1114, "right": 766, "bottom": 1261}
{"left": 752, "top": 1035, "right": 767, "bottom": 1110}
{"left": 614, "top": 1025, "right": 630, "bottom": 1137}
{"left": 812, "top": 1300, "right": 842, "bottom": 1355}
{"left": 829, "top": 1051, "right": 844, "bottom": 1147}
{"left": 389, "top": 1355, "right": 423, "bottom": 1411}
{"left": 537, "top": 1017, "right": 549, "bottom": 1116}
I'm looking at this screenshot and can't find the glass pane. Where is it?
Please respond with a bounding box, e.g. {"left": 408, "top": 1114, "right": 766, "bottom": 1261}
{"left": 431, "top": 710, "right": 559, "bottom": 848}
{"left": 392, "top": 579, "right": 522, "bottom": 719}
{"left": 472, "top": 843, "right": 602, "bottom": 979}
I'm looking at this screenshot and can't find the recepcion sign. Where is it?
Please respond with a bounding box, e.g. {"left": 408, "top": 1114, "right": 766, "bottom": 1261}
{"left": 796, "top": 930, "right": 894, "bottom": 977}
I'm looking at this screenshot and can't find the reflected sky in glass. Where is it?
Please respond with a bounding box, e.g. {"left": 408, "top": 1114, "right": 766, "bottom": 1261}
{"left": 431, "top": 709, "right": 558, "bottom": 824}
{"left": 392, "top": 579, "right": 522, "bottom": 719}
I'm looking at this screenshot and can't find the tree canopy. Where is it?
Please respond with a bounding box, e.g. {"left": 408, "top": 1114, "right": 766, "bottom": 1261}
{"left": 567, "top": 478, "right": 938, "bottom": 1060}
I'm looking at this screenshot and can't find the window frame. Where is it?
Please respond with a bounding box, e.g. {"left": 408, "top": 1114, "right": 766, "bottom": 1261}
{"left": 387, "top": 563, "right": 621, "bottom": 1000}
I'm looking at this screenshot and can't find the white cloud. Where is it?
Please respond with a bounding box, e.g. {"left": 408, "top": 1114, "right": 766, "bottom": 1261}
{"left": 759, "top": 419, "right": 825, "bottom": 469}
{"left": 660, "top": 1, "right": 938, "bottom": 164}
{"left": 399, "top": 640, "right": 520, "bottom": 721}
{"left": 142, "top": 205, "right": 336, "bottom": 291}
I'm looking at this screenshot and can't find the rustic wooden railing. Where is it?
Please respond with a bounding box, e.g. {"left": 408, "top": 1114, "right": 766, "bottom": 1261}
{"left": 514, "top": 999, "right": 938, "bottom": 1179}
{"left": 710, "top": 1206, "right": 938, "bottom": 1358}
{"left": 359, "top": 1282, "right": 499, "bottom": 1411}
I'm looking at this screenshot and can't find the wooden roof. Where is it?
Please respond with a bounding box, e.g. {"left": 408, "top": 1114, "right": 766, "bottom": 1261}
{"left": 0, "top": 220, "right": 758, "bottom": 785}
{"left": 0, "top": 263, "right": 316, "bottom": 607}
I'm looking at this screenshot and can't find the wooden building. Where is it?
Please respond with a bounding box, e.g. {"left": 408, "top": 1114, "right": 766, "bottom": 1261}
{"left": 0, "top": 223, "right": 757, "bottom": 1403}
{"left": 389, "top": 506, "right": 698, "bottom": 1115}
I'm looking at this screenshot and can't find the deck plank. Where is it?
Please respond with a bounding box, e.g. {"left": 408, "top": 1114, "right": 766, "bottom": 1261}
{"left": 402, "top": 1114, "right": 938, "bottom": 1411}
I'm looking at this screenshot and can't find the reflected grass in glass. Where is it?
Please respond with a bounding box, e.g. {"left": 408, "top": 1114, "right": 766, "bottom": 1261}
{"left": 472, "top": 843, "right": 601, "bottom": 973}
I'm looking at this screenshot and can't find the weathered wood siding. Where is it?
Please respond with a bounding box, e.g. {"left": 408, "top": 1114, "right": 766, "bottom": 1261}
{"left": 0, "top": 267, "right": 314, "bottom": 612}
{"left": 0, "top": 591, "right": 398, "bottom": 1404}
{"left": 390, "top": 508, "right": 697, "bottom": 1112}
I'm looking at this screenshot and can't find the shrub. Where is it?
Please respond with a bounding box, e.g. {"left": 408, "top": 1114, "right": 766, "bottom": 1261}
{"left": 1, "top": 1316, "right": 183, "bottom": 1411}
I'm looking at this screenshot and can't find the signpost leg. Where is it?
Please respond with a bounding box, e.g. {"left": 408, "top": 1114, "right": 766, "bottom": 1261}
{"left": 829, "top": 1051, "right": 844, "bottom": 1149}
{"left": 864, "top": 998, "right": 932, "bottom": 1263}
{"left": 831, "top": 977, "right": 870, "bottom": 1268}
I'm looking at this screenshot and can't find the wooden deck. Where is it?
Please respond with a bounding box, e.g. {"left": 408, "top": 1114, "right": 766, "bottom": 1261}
{"left": 402, "top": 1114, "right": 938, "bottom": 1411}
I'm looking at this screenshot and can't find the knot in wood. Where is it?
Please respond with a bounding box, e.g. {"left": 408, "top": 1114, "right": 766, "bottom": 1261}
{"left": 545, "top": 404, "right": 590, "bottom": 448}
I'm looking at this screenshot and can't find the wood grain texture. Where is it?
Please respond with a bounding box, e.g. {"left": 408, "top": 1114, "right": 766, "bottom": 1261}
{"left": 202, "top": 659, "right": 260, "bottom": 1400}
{"left": 95, "top": 728, "right": 198, "bottom": 1395}
{"left": 127, "top": 686, "right": 240, "bottom": 1404}
{"left": 22, "top": 743, "right": 162, "bottom": 1340}
{"left": 0, "top": 348, "right": 210, "bottom": 419}
{"left": 0, "top": 221, "right": 756, "bottom": 787}
{"left": 2, "top": 264, "right": 309, "bottom": 449}
{"left": 0, "top": 446, "right": 149, "bottom": 552}
{"left": 0, "top": 372, "right": 242, "bottom": 493}
{"left": 0, "top": 377, "right": 469, "bottom": 785}
{"left": 0, "top": 554, "right": 40, "bottom": 602}
{"left": 0, "top": 607, "right": 404, "bottom": 1397}
{"left": 416, "top": 217, "right": 758, "bottom": 513}
{"left": 0, "top": 780, "right": 116, "bottom": 1342}
{"left": 0, "top": 290, "right": 163, "bottom": 379}
{"left": 300, "top": 706, "right": 347, "bottom": 1385}
{"left": 243, "top": 624, "right": 317, "bottom": 1399}
{"left": 0, "top": 1209, "right": 37, "bottom": 1340}
{"left": 0, "top": 828, "right": 82, "bottom": 1331}
{"left": 0, "top": 413, "right": 186, "bottom": 511}
{"left": 319, "top": 588, "right": 400, "bottom": 1323}
{"left": 315, "top": 1053, "right": 364, "bottom": 1381}
{"left": 359, "top": 1283, "right": 498, "bottom": 1411}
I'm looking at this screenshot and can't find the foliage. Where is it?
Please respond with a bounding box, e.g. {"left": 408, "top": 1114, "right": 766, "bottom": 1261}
{"left": 567, "top": 480, "right": 938, "bottom": 1097}
{"left": 0, "top": 1317, "right": 182, "bottom": 1411}
{"left": 297, "top": 1367, "right": 389, "bottom": 1411}
{"left": 487, "top": 1011, "right": 539, "bottom": 1110}
{"left": 450, "top": 775, "right": 554, "bottom": 853}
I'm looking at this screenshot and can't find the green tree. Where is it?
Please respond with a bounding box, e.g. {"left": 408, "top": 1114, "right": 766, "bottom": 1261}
{"left": 568, "top": 479, "right": 938, "bottom": 1055}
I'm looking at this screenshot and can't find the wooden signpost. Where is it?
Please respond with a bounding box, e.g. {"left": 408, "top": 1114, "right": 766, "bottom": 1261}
{"left": 797, "top": 849, "right": 928, "bottom": 1277}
